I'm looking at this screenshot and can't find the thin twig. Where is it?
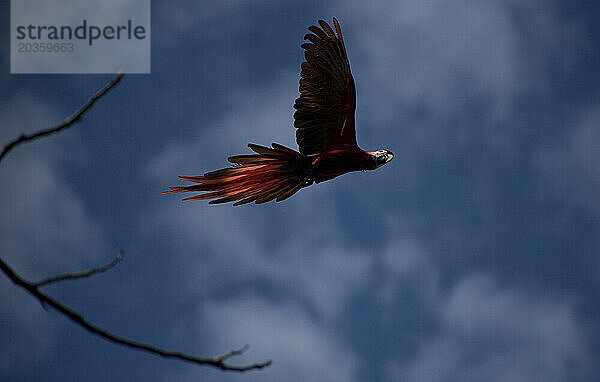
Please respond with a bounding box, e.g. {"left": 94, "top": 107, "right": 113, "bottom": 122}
{"left": 33, "top": 251, "right": 124, "bottom": 287}
{"left": 0, "top": 256, "right": 271, "bottom": 372}
{"left": 215, "top": 344, "right": 251, "bottom": 362}
{"left": 0, "top": 72, "right": 124, "bottom": 164}
{"left": 0, "top": 74, "right": 272, "bottom": 373}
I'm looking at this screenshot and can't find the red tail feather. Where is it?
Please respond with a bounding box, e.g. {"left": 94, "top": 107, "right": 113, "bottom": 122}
{"left": 161, "top": 143, "right": 310, "bottom": 205}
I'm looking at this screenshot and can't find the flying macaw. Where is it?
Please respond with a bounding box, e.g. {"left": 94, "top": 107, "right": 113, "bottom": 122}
{"left": 162, "top": 18, "right": 393, "bottom": 205}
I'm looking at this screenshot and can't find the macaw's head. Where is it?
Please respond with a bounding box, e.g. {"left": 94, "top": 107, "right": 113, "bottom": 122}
{"left": 369, "top": 149, "right": 394, "bottom": 169}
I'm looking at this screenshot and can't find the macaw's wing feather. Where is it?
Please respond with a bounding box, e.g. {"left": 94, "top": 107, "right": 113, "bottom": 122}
{"left": 161, "top": 144, "right": 308, "bottom": 205}
{"left": 294, "top": 17, "right": 357, "bottom": 155}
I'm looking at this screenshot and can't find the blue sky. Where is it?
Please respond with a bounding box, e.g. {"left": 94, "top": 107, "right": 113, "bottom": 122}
{"left": 1, "top": 0, "right": 600, "bottom": 381}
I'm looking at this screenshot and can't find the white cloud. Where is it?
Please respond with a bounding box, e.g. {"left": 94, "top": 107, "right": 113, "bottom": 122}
{"left": 329, "top": 0, "right": 580, "bottom": 152}
{"left": 141, "top": 189, "right": 372, "bottom": 320}
{"left": 378, "top": 236, "right": 439, "bottom": 310}
{"left": 537, "top": 105, "right": 600, "bottom": 215}
{"left": 388, "top": 273, "right": 591, "bottom": 382}
{"left": 187, "top": 295, "right": 358, "bottom": 382}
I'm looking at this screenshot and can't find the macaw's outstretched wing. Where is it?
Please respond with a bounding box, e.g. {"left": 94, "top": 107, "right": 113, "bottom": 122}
{"left": 294, "top": 18, "right": 358, "bottom": 155}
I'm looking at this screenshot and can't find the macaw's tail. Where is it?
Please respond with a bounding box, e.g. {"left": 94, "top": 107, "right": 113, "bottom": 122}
{"left": 161, "top": 143, "right": 311, "bottom": 206}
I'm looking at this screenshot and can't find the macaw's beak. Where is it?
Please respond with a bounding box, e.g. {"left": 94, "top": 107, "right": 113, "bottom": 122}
{"left": 374, "top": 150, "right": 394, "bottom": 168}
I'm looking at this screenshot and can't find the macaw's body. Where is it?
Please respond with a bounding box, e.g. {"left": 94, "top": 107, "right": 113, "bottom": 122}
{"left": 163, "top": 18, "right": 393, "bottom": 205}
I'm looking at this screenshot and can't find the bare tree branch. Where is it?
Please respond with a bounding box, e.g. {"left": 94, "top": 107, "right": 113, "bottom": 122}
{"left": 33, "top": 251, "right": 124, "bottom": 287}
{"left": 0, "top": 72, "right": 124, "bottom": 164}
{"left": 0, "top": 256, "right": 271, "bottom": 372}
{"left": 0, "top": 73, "right": 272, "bottom": 373}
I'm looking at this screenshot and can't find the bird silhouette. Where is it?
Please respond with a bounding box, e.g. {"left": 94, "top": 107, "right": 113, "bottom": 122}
{"left": 162, "top": 18, "right": 393, "bottom": 205}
